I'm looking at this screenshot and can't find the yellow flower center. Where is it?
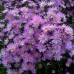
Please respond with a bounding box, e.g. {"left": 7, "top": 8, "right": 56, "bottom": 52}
{"left": 54, "top": 37, "right": 58, "bottom": 40}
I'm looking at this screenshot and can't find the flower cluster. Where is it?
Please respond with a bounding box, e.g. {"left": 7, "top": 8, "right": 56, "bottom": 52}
{"left": 0, "top": 0, "right": 74, "bottom": 74}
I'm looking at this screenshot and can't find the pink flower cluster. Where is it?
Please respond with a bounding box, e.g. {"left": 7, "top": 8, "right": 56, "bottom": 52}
{"left": 0, "top": 0, "right": 74, "bottom": 74}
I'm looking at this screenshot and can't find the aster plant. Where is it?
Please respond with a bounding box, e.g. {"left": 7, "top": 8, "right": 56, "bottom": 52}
{"left": 0, "top": 0, "right": 74, "bottom": 74}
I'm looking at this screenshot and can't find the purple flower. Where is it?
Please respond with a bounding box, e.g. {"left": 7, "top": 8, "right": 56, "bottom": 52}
{"left": 14, "top": 56, "right": 20, "bottom": 63}
{"left": 65, "top": 26, "right": 73, "bottom": 35}
{"left": 0, "top": 0, "right": 74, "bottom": 74}
{"left": 42, "top": 24, "right": 50, "bottom": 32}
{"left": 38, "top": 32, "right": 49, "bottom": 44}
{"left": 31, "top": 15, "right": 43, "bottom": 28}
{"left": 6, "top": 43, "right": 16, "bottom": 52}
{"left": 36, "top": 43, "right": 46, "bottom": 52}
{"left": 54, "top": 53, "right": 62, "bottom": 61}
{"left": 23, "top": 52, "right": 34, "bottom": 63}
{"left": 65, "top": 40, "right": 72, "bottom": 50}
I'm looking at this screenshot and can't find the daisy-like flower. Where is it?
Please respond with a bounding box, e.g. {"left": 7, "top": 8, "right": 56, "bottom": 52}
{"left": 38, "top": 33, "right": 49, "bottom": 44}
{"left": 47, "top": 1, "right": 54, "bottom": 6}
{"left": 6, "top": 69, "right": 13, "bottom": 74}
{"left": 40, "top": 1, "right": 46, "bottom": 7}
{"left": 52, "top": 70, "right": 55, "bottom": 74}
{"left": 51, "top": 34, "right": 62, "bottom": 44}
{"left": 61, "top": 24, "right": 67, "bottom": 29}
{"left": 19, "top": 40, "right": 25, "bottom": 46}
{"left": 69, "top": 45, "right": 74, "bottom": 57}
{"left": 49, "top": 25, "right": 56, "bottom": 31}
{"left": 53, "top": 12, "right": 66, "bottom": 23}
{"left": 5, "top": 23, "right": 12, "bottom": 31}
{"left": 21, "top": 0, "right": 27, "bottom": 3}
{"left": 54, "top": 54, "right": 62, "bottom": 61}
{"left": 42, "top": 25, "right": 50, "bottom": 32}
{"left": 14, "top": 56, "right": 20, "bottom": 62}
{"left": 28, "top": 1, "right": 36, "bottom": 7}
{"left": 65, "top": 40, "right": 72, "bottom": 50}
{"left": 22, "top": 63, "right": 29, "bottom": 71}
{"left": 8, "top": 9, "right": 19, "bottom": 16}
{"left": 37, "top": 43, "right": 46, "bottom": 52}
{"left": 23, "top": 53, "right": 34, "bottom": 63}
{"left": 65, "top": 26, "right": 73, "bottom": 35}
{"left": 66, "top": 62, "right": 70, "bottom": 67}
{"left": 0, "top": 23, "right": 4, "bottom": 28}
{"left": 47, "top": 7, "right": 58, "bottom": 17}
{"left": 6, "top": 43, "right": 16, "bottom": 52}
{"left": 8, "top": 33, "right": 14, "bottom": 39}
{"left": 31, "top": 15, "right": 43, "bottom": 28}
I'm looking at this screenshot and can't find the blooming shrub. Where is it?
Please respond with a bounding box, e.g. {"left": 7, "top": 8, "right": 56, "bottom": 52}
{"left": 0, "top": 0, "right": 74, "bottom": 74}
